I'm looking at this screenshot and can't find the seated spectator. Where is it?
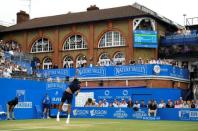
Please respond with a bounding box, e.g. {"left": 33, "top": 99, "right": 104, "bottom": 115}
{"left": 109, "top": 102, "right": 114, "bottom": 107}
{"left": 158, "top": 100, "right": 166, "bottom": 108}
{"left": 102, "top": 99, "right": 109, "bottom": 107}
{"left": 92, "top": 99, "right": 98, "bottom": 107}
{"left": 191, "top": 100, "right": 196, "bottom": 108}
{"left": 127, "top": 98, "right": 133, "bottom": 108}
{"left": 120, "top": 99, "right": 128, "bottom": 108}
{"left": 140, "top": 100, "right": 147, "bottom": 108}
{"left": 84, "top": 98, "right": 93, "bottom": 107}
{"left": 113, "top": 99, "right": 119, "bottom": 108}
{"left": 148, "top": 100, "right": 157, "bottom": 117}
{"left": 182, "top": 101, "right": 190, "bottom": 108}
{"left": 97, "top": 100, "right": 103, "bottom": 107}
{"left": 174, "top": 100, "right": 182, "bottom": 108}
{"left": 133, "top": 101, "right": 140, "bottom": 111}
{"left": 166, "top": 99, "right": 174, "bottom": 108}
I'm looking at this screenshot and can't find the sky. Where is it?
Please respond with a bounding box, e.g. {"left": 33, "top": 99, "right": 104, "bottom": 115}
{"left": 0, "top": 0, "right": 197, "bottom": 26}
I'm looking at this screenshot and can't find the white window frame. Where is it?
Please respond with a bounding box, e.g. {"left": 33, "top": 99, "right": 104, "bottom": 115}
{"left": 113, "top": 52, "right": 125, "bottom": 65}
{"left": 98, "top": 53, "right": 111, "bottom": 66}
{"left": 31, "top": 38, "right": 52, "bottom": 53}
{"left": 43, "top": 57, "right": 52, "bottom": 69}
{"left": 63, "top": 56, "right": 74, "bottom": 68}
{"left": 98, "top": 31, "right": 125, "bottom": 48}
{"left": 63, "top": 35, "right": 87, "bottom": 50}
{"left": 76, "top": 55, "right": 87, "bottom": 68}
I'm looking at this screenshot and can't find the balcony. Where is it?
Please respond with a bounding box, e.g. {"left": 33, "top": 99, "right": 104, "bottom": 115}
{"left": 160, "top": 30, "right": 198, "bottom": 46}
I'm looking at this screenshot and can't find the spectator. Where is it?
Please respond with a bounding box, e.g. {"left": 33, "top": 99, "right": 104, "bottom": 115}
{"left": 127, "top": 98, "right": 133, "bottom": 108}
{"left": 158, "top": 100, "right": 166, "bottom": 108}
{"left": 97, "top": 100, "right": 103, "bottom": 107}
{"left": 7, "top": 96, "right": 19, "bottom": 120}
{"left": 166, "top": 100, "right": 174, "bottom": 108}
{"left": 102, "top": 99, "right": 109, "bottom": 107}
{"left": 174, "top": 100, "right": 182, "bottom": 108}
{"left": 120, "top": 99, "right": 128, "bottom": 108}
{"left": 148, "top": 100, "right": 157, "bottom": 117}
{"left": 133, "top": 101, "right": 140, "bottom": 111}
{"left": 140, "top": 100, "right": 147, "bottom": 108}
{"left": 182, "top": 101, "right": 189, "bottom": 108}
{"left": 191, "top": 100, "right": 196, "bottom": 108}
{"left": 42, "top": 94, "right": 51, "bottom": 119}
{"left": 113, "top": 99, "right": 119, "bottom": 108}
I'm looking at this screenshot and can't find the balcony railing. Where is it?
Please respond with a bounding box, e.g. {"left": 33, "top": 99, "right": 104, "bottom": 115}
{"left": 160, "top": 30, "right": 198, "bottom": 46}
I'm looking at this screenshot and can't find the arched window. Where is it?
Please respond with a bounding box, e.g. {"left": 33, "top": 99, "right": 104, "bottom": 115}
{"left": 43, "top": 57, "right": 52, "bottom": 69}
{"left": 76, "top": 55, "right": 87, "bottom": 68}
{"left": 63, "top": 56, "right": 73, "bottom": 68}
{"left": 99, "top": 31, "right": 125, "bottom": 48}
{"left": 113, "top": 52, "right": 125, "bottom": 65}
{"left": 31, "top": 38, "right": 52, "bottom": 53}
{"left": 98, "top": 53, "right": 111, "bottom": 66}
{"left": 63, "top": 35, "right": 87, "bottom": 50}
{"left": 5, "top": 40, "right": 21, "bottom": 52}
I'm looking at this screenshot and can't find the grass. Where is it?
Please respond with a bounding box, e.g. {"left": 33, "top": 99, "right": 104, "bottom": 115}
{"left": 0, "top": 118, "right": 198, "bottom": 131}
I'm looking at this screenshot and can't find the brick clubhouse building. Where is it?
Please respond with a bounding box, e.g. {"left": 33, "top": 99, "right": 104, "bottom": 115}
{"left": 0, "top": 3, "right": 189, "bottom": 89}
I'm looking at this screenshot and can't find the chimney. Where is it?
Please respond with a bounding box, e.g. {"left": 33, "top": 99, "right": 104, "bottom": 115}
{"left": 17, "top": 10, "right": 30, "bottom": 24}
{"left": 87, "top": 5, "right": 99, "bottom": 11}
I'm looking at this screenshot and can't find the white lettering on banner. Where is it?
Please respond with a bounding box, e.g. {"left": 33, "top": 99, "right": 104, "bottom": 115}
{"left": 90, "top": 109, "right": 107, "bottom": 117}
{"left": 73, "top": 109, "right": 89, "bottom": 116}
{"left": 132, "top": 110, "right": 147, "bottom": 119}
{"left": 52, "top": 97, "right": 61, "bottom": 102}
{"left": 115, "top": 96, "right": 130, "bottom": 100}
{"left": 179, "top": 110, "right": 198, "bottom": 120}
{"left": 142, "top": 116, "right": 160, "bottom": 120}
{"left": 46, "top": 83, "right": 65, "bottom": 90}
{"left": 114, "top": 66, "right": 146, "bottom": 76}
{"left": 45, "top": 70, "right": 69, "bottom": 76}
{"left": 113, "top": 108, "right": 128, "bottom": 118}
{"left": 98, "top": 96, "right": 113, "bottom": 99}
{"left": 15, "top": 102, "right": 32, "bottom": 108}
{"left": 78, "top": 68, "right": 106, "bottom": 76}
{"left": 189, "top": 111, "right": 198, "bottom": 118}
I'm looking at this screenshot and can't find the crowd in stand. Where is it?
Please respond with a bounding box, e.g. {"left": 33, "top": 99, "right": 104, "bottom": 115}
{"left": 62, "top": 58, "right": 187, "bottom": 69}
{"left": 84, "top": 98, "right": 198, "bottom": 109}
{"left": 0, "top": 43, "right": 28, "bottom": 78}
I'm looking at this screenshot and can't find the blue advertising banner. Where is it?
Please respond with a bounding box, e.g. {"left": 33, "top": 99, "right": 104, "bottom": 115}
{"left": 71, "top": 107, "right": 198, "bottom": 121}
{"left": 36, "top": 64, "right": 189, "bottom": 80}
{"left": 134, "top": 30, "right": 158, "bottom": 48}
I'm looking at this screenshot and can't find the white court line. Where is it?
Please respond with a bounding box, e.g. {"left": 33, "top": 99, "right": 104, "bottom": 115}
{"left": 0, "top": 121, "right": 120, "bottom": 131}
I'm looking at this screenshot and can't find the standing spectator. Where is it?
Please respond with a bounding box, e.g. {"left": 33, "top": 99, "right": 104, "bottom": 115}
{"left": 42, "top": 94, "right": 51, "bottom": 119}
{"left": 7, "top": 97, "right": 18, "bottom": 120}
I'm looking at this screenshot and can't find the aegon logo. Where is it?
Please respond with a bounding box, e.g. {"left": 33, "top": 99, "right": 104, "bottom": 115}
{"left": 73, "top": 109, "right": 89, "bottom": 116}
{"left": 104, "top": 90, "right": 110, "bottom": 96}
{"left": 122, "top": 90, "right": 128, "bottom": 96}
{"left": 90, "top": 109, "right": 107, "bottom": 117}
